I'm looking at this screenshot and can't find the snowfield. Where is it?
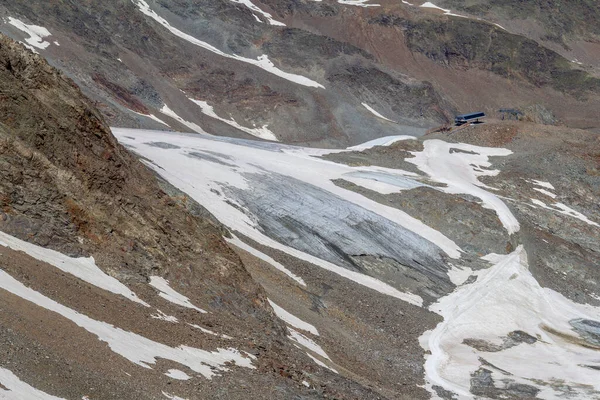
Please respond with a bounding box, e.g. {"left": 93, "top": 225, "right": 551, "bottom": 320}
{"left": 421, "top": 246, "right": 600, "bottom": 399}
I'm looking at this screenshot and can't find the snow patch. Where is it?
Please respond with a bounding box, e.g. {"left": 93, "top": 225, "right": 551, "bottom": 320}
{"left": 188, "top": 323, "right": 233, "bottom": 339}
{"left": 227, "top": 235, "right": 305, "bottom": 285}
{"left": 132, "top": 0, "right": 323, "bottom": 88}
{"left": 306, "top": 354, "right": 338, "bottom": 373}
{"left": 347, "top": 135, "right": 416, "bottom": 151}
{"left": 530, "top": 179, "right": 555, "bottom": 190}
{"left": 229, "top": 0, "right": 286, "bottom": 26}
{"left": 421, "top": 246, "right": 600, "bottom": 398}
{"left": 0, "top": 269, "right": 255, "bottom": 380}
{"left": 149, "top": 277, "right": 207, "bottom": 313}
{"left": 288, "top": 328, "right": 330, "bottom": 360}
{"left": 408, "top": 139, "right": 519, "bottom": 234}
{"left": 268, "top": 299, "right": 319, "bottom": 335}
{"left": 0, "top": 368, "right": 65, "bottom": 399}
{"left": 151, "top": 309, "right": 179, "bottom": 323}
{"left": 160, "top": 105, "right": 205, "bottom": 134}
{"left": 0, "top": 230, "right": 149, "bottom": 306}
{"left": 361, "top": 103, "right": 396, "bottom": 123}
{"left": 7, "top": 17, "right": 52, "bottom": 52}
{"left": 337, "top": 0, "right": 380, "bottom": 7}
{"left": 165, "top": 369, "right": 192, "bottom": 381}
{"left": 531, "top": 199, "right": 598, "bottom": 227}
{"left": 132, "top": 110, "right": 170, "bottom": 127}
{"left": 532, "top": 187, "right": 556, "bottom": 199}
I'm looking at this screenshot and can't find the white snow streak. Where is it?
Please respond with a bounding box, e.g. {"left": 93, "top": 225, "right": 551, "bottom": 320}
{"left": 306, "top": 354, "right": 338, "bottom": 373}
{"left": 288, "top": 328, "right": 330, "bottom": 360}
{"left": 337, "top": 0, "right": 380, "bottom": 7}
{"left": 361, "top": 103, "right": 396, "bottom": 123}
{"left": 408, "top": 139, "right": 519, "bottom": 234}
{"left": 132, "top": 0, "right": 323, "bottom": 88}
{"left": 132, "top": 110, "right": 170, "bottom": 127}
{"left": 229, "top": 0, "right": 285, "bottom": 26}
{"left": 0, "top": 269, "right": 255, "bottom": 380}
{"left": 149, "top": 277, "right": 207, "bottom": 313}
{"left": 188, "top": 323, "right": 233, "bottom": 339}
{"left": 189, "top": 99, "right": 278, "bottom": 141}
{"left": 7, "top": 17, "right": 52, "bottom": 52}
{"left": 0, "top": 368, "right": 64, "bottom": 399}
{"left": 532, "top": 187, "right": 556, "bottom": 199}
{"left": 0, "top": 230, "right": 148, "bottom": 306}
{"left": 160, "top": 105, "right": 205, "bottom": 134}
{"left": 227, "top": 235, "right": 305, "bottom": 286}
{"left": 268, "top": 299, "right": 319, "bottom": 335}
{"left": 531, "top": 199, "right": 599, "bottom": 227}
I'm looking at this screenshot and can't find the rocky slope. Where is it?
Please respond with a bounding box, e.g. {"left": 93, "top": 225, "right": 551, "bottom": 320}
{"left": 0, "top": 0, "right": 599, "bottom": 145}
{"left": 0, "top": 33, "right": 388, "bottom": 399}
{"left": 0, "top": 1, "right": 600, "bottom": 400}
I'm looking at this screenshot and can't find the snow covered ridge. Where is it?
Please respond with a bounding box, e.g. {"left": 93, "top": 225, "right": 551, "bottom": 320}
{"left": 0, "top": 230, "right": 149, "bottom": 306}
{"left": 131, "top": 0, "right": 324, "bottom": 89}
{"left": 114, "top": 128, "right": 465, "bottom": 306}
{"left": 6, "top": 17, "right": 57, "bottom": 53}
{"left": 421, "top": 246, "right": 600, "bottom": 398}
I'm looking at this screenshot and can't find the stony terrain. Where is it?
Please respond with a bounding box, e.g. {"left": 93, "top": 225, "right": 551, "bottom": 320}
{"left": 0, "top": 0, "right": 599, "bottom": 144}
{"left": 0, "top": 1, "right": 599, "bottom": 400}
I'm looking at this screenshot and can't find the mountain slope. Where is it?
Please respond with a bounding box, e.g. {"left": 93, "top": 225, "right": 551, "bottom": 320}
{"left": 1, "top": 0, "right": 599, "bottom": 144}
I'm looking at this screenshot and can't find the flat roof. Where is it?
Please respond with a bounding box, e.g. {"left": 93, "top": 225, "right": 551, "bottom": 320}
{"left": 456, "top": 112, "right": 486, "bottom": 119}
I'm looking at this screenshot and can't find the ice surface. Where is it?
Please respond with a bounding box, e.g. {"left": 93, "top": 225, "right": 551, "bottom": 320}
{"left": 268, "top": 299, "right": 319, "bottom": 335}
{"left": 149, "top": 277, "right": 207, "bottom": 313}
{"left": 0, "top": 269, "right": 255, "bottom": 380}
{"left": 132, "top": 0, "right": 323, "bottom": 88}
{"left": 0, "top": 230, "right": 149, "bottom": 306}
{"left": 0, "top": 368, "right": 65, "bottom": 399}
